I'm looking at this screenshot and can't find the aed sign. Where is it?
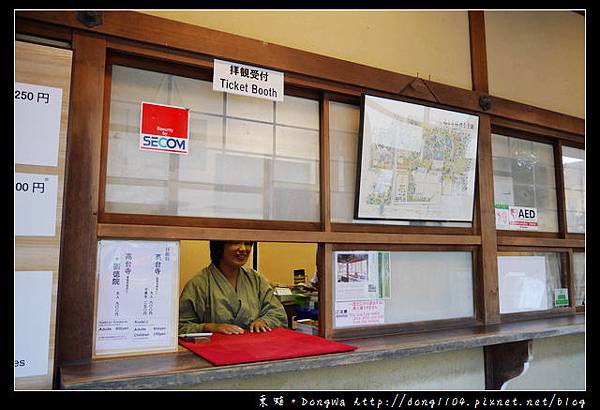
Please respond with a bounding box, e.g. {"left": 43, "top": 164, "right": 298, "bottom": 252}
{"left": 140, "top": 102, "right": 189, "bottom": 155}
{"left": 213, "top": 59, "right": 284, "bottom": 102}
{"left": 508, "top": 206, "right": 538, "bottom": 231}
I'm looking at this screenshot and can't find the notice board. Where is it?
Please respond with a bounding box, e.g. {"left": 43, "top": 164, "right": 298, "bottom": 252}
{"left": 94, "top": 240, "right": 180, "bottom": 357}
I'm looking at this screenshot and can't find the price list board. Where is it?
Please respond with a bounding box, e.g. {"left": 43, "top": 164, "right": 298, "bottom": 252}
{"left": 94, "top": 240, "right": 180, "bottom": 357}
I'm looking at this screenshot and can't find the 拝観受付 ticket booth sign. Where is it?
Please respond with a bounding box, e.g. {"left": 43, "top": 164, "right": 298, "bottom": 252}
{"left": 213, "top": 59, "right": 284, "bottom": 102}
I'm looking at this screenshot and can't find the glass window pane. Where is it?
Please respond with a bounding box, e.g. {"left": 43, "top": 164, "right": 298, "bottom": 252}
{"left": 492, "top": 133, "right": 558, "bottom": 232}
{"left": 225, "top": 118, "right": 273, "bottom": 155}
{"left": 562, "top": 146, "right": 586, "bottom": 233}
{"left": 573, "top": 252, "right": 585, "bottom": 306}
{"left": 333, "top": 251, "right": 474, "bottom": 328}
{"left": 106, "top": 65, "right": 319, "bottom": 222}
{"left": 276, "top": 95, "right": 319, "bottom": 128}
{"left": 276, "top": 126, "right": 319, "bottom": 160}
{"left": 497, "top": 252, "right": 564, "bottom": 314}
{"left": 227, "top": 93, "right": 273, "bottom": 122}
{"left": 329, "top": 101, "right": 470, "bottom": 228}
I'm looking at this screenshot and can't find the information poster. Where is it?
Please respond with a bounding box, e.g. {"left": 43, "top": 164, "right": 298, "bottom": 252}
{"left": 335, "top": 251, "right": 391, "bottom": 302}
{"left": 15, "top": 173, "right": 58, "bottom": 237}
{"left": 357, "top": 95, "right": 479, "bottom": 222}
{"left": 335, "top": 300, "right": 385, "bottom": 327}
{"left": 15, "top": 82, "right": 62, "bottom": 167}
{"left": 14, "top": 271, "right": 53, "bottom": 378}
{"left": 95, "top": 240, "right": 179, "bottom": 356}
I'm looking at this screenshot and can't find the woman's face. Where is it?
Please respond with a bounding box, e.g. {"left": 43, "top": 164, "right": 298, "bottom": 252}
{"left": 221, "top": 242, "right": 253, "bottom": 269}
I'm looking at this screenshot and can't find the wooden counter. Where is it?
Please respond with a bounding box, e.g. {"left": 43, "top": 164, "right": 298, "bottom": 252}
{"left": 60, "top": 315, "right": 584, "bottom": 389}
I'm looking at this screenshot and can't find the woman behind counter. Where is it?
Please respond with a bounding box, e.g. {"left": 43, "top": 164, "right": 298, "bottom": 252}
{"left": 179, "top": 241, "right": 288, "bottom": 334}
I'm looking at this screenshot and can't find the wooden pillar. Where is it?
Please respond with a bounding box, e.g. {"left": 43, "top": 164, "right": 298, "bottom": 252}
{"left": 320, "top": 93, "right": 332, "bottom": 233}
{"left": 469, "top": 10, "right": 489, "bottom": 93}
{"left": 469, "top": 10, "right": 500, "bottom": 324}
{"left": 476, "top": 115, "right": 500, "bottom": 324}
{"left": 318, "top": 243, "right": 333, "bottom": 338}
{"left": 55, "top": 32, "right": 106, "bottom": 366}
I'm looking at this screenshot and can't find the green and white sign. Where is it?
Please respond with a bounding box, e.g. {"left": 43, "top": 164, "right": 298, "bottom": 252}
{"left": 554, "top": 288, "right": 569, "bottom": 307}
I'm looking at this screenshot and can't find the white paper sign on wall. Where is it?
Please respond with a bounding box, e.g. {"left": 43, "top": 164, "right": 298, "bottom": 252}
{"left": 335, "top": 300, "right": 385, "bottom": 327}
{"left": 14, "top": 82, "right": 63, "bottom": 167}
{"left": 95, "top": 240, "right": 180, "bottom": 356}
{"left": 15, "top": 173, "right": 58, "bottom": 237}
{"left": 213, "top": 59, "right": 284, "bottom": 101}
{"left": 14, "top": 271, "right": 53, "bottom": 378}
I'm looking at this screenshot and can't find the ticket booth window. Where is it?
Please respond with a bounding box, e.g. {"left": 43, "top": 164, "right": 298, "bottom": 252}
{"left": 562, "top": 146, "right": 586, "bottom": 234}
{"left": 105, "top": 64, "right": 320, "bottom": 222}
{"left": 497, "top": 251, "right": 566, "bottom": 314}
{"left": 491, "top": 133, "right": 559, "bottom": 232}
{"left": 332, "top": 250, "right": 474, "bottom": 329}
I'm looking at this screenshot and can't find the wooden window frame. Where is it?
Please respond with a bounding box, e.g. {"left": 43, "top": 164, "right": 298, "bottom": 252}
{"left": 327, "top": 244, "right": 480, "bottom": 340}
{"left": 14, "top": 11, "right": 584, "bottom": 369}
{"left": 571, "top": 248, "right": 586, "bottom": 313}
{"left": 496, "top": 247, "right": 576, "bottom": 322}
{"left": 491, "top": 125, "right": 570, "bottom": 239}
{"left": 100, "top": 51, "right": 324, "bottom": 232}
{"left": 559, "top": 142, "right": 586, "bottom": 239}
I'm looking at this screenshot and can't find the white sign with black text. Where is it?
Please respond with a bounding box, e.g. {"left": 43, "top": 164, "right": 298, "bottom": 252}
{"left": 95, "top": 240, "right": 179, "bottom": 356}
{"left": 15, "top": 82, "right": 63, "bottom": 167}
{"left": 14, "top": 271, "right": 53, "bottom": 378}
{"left": 213, "top": 59, "right": 284, "bottom": 101}
{"left": 15, "top": 173, "right": 58, "bottom": 237}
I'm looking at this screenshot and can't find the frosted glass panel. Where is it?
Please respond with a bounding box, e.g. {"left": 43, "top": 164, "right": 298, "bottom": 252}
{"left": 492, "top": 133, "right": 558, "bottom": 232}
{"left": 105, "top": 184, "right": 169, "bottom": 214}
{"left": 177, "top": 187, "right": 263, "bottom": 219}
{"left": 276, "top": 126, "right": 319, "bottom": 160}
{"left": 329, "top": 101, "right": 471, "bottom": 227}
{"left": 225, "top": 118, "right": 274, "bottom": 155}
{"left": 562, "top": 146, "right": 585, "bottom": 233}
{"left": 333, "top": 251, "right": 474, "bottom": 328}
{"left": 573, "top": 252, "right": 585, "bottom": 306}
{"left": 111, "top": 66, "right": 170, "bottom": 102}
{"left": 276, "top": 95, "right": 319, "bottom": 128}
{"left": 497, "top": 252, "right": 563, "bottom": 314}
{"left": 106, "top": 65, "right": 319, "bottom": 221}
{"left": 227, "top": 93, "right": 273, "bottom": 122}
{"left": 171, "top": 76, "right": 224, "bottom": 115}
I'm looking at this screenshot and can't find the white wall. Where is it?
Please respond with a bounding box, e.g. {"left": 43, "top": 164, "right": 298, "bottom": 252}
{"left": 504, "top": 334, "right": 585, "bottom": 390}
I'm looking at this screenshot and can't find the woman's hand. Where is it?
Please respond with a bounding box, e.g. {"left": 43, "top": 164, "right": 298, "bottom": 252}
{"left": 204, "top": 323, "right": 245, "bottom": 334}
{"left": 249, "top": 319, "right": 271, "bottom": 333}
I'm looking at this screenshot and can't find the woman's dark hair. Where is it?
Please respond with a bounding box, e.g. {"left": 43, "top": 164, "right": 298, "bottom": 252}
{"left": 209, "top": 241, "right": 256, "bottom": 266}
{"left": 209, "top": 241, "right": 226, "bottom": 266}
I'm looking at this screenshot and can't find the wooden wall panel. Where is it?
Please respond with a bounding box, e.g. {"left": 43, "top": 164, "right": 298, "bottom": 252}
{"left": 14, "top": 41, "right": 72, "bottom": 389}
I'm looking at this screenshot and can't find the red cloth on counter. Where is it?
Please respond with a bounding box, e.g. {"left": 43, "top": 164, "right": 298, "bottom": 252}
{"left": 179, "top": 327, "right": 357, "bottom": 366}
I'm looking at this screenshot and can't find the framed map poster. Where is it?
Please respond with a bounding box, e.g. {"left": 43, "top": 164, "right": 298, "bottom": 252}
{"left": 356, "top": 95, "right": 480, "bottom": 222}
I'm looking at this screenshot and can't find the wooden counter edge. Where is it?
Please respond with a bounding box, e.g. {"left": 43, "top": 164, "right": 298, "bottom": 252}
{"left": 60, "top": 315, "right": 584, "bottom": 390}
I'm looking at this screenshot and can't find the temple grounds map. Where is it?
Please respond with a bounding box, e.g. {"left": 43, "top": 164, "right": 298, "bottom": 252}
{"left": 357, "top": 95, "right": 479, "bottom": 222}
